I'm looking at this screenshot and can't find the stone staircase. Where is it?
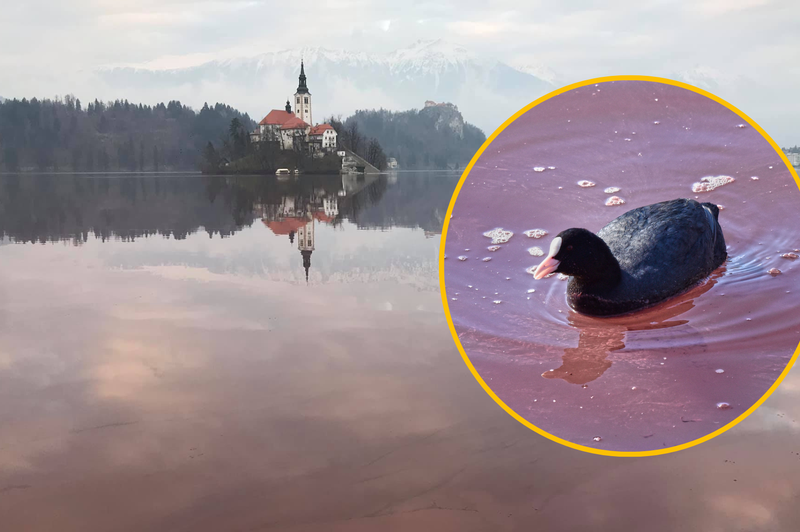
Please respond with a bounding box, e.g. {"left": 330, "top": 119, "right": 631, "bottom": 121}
{"left": 340, "top": 149, "right": 381, "bottom": 175}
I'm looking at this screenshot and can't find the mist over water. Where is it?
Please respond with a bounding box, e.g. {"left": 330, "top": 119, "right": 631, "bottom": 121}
{"left": 445, "top": 80, "right": 800, "bottom": 452}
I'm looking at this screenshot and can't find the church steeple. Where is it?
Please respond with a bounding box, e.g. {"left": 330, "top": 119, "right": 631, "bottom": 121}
{"left": 296, "top": 60, "right": 309, "bottom": 94}
{"left": 297, "top": 219, "right": 315, "bottom": 284}
{"left": 293, "top": 59, "right": 312, "bottom": 125}
{"left": 301, "top": 249, "right": 312, "bottom": 283}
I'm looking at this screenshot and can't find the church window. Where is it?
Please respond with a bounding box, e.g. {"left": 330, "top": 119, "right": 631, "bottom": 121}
{"left": 296, "top": 97, "right": 300, "bottom": 103}
{"left": 304, "top": 97, "right": 308, "bottom": 104}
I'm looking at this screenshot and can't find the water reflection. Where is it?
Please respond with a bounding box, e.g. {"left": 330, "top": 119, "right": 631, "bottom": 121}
{"left": 0, "top": 172, "right": 457, "bottom": 281}
{"left": 543, "top": 269, "right": 724, "bottom": 385}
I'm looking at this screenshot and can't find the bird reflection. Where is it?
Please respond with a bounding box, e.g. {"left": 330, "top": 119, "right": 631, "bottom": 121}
{"left": 542, "top": 268, "right": 725, "bottom": 385}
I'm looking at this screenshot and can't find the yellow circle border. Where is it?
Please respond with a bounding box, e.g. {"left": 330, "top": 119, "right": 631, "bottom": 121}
{"left": 438, "top": 75, "right": 800, "bottom": 457}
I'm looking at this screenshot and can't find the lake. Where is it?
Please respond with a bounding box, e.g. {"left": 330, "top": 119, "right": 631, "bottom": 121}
{"left": 2, "top": 171, "right": 800, "bottom": 530}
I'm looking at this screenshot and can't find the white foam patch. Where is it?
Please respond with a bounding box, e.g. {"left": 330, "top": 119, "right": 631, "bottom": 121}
{"left": 482, "top": 227, "right": 514, "bottom": 244}
{"left": 524, "top": 229, "right": 548, "bottom": 239}
{"left": 691, "top": 175, "right": 735, "bottom": 193}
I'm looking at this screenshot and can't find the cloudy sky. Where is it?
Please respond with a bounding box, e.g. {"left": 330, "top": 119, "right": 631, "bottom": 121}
{"left": 1, "top": 0, "right": 799, "bottom": 144}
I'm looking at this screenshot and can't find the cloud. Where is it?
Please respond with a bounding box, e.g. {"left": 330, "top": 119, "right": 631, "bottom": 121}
{"left": 1, "top": 1, "right": 800, "bottom": 144}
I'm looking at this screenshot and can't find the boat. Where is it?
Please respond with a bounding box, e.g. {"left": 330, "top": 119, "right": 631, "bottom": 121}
{"left": 275, "top": 168, "right": 291, "bottom": 175}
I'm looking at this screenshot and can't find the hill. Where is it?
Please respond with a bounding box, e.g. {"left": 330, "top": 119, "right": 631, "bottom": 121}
{"left": 330, "top": 102, "right": 485, "bottom": 170}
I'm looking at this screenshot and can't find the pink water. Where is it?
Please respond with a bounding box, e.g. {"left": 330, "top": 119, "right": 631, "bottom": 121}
{"left": 444, "top": 80, "right": 800, "bottom": 452}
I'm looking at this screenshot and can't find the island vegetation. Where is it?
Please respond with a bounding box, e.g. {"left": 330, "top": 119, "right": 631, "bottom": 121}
{"left": 1, "top": 95, "right": 485, "bottom": 174}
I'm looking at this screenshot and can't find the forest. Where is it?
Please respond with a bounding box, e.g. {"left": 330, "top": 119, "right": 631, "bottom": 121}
{"left": 0, "top": 96, "right": 255, "bottom": 172}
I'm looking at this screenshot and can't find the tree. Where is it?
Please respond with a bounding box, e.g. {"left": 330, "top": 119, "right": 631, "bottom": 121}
{"left": 365, "top": 138, "right": 387, "bottom": 170}
{"left": 228, "top": 117, "right": 248, "bottom": 160}
{"left": 345, "top": 121, "right": 363, "bottom": 154}
{"left": 202, "top": 141, "right": 220, "bottom": 172}
{"left": 3, "top": 147, "right": 19, "bottom": 171}
{"left": 153, "top": 145, "right": 159, "bottom": 171}
{"left": 139, "top": 141, "right": 145, "bottom": 171}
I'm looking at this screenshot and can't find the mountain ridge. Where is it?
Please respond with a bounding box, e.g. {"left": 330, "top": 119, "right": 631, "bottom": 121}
{"left": 96, "top": 40, "right": 554, "bottom": 135}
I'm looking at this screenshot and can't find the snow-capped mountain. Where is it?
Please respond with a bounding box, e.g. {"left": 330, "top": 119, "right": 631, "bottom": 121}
{"left": 96, "top": 40, "right": 554, "bottom": 135}
{"left": 675, "top": 66, "right": 739, "bottom": 92}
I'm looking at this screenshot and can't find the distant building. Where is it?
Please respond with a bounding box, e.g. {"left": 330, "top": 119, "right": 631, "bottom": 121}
{"left": 387, "top": 157, "right": 398, "bottom": 169}
{"left": 253, "top": 62, "right": 337, "bottom": 152}
{"left": 784, "top": 151, "right": 800, "bottom": 166}
{"left": 309, "top": 124, "right": 337, "bottom": 152}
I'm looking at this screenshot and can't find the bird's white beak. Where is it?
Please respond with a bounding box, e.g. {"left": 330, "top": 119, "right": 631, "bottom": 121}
{"left": 533, "top": 236, "right": 562, "bottom": 280}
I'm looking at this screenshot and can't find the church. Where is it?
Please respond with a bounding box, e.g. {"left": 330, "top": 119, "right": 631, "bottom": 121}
{"left": 253, "top": 61, "right": 338, "bottom": 152}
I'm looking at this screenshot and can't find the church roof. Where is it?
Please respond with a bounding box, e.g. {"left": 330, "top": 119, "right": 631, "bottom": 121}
{"left": 262, "top": 217, "right": 308, "bottom": 235}
{"left": 309, "top": 124, "right": 334, "bottom": 136}
{"left": 313, "top": 211, "right": 335, "bottom": 223}
{"left": 259, "top": 110, "right": 294, "bottom": 126}
{"left": 280, "top": 116, "right": 310, "bottom": 130}
{"left": 296, "top": 60, "right": 310, "bottom": 95}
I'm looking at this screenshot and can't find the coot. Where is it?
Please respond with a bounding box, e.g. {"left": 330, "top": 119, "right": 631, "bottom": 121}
{"left": 533, "top": 198, "right": 727, "bottom": 316}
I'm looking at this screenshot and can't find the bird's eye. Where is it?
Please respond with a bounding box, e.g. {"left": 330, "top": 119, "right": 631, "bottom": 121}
{"left": 566, "top": 245, "right": 573, "bottom": 251}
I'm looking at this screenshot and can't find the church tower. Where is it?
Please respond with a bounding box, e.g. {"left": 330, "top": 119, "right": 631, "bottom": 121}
{"left": 294, "top": 60, "right": 312, "bottom": 126}
{"left": 297, "top": 219, "right": 314, "bottom": 283}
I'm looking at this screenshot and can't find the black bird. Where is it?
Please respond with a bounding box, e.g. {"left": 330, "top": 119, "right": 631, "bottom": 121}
{"left": 533, "top": 198, "right": 727, "bottom": 316}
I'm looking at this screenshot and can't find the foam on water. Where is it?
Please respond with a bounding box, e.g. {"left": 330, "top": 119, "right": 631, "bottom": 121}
{"left": 483, "top": 227, "right": 514, "bottom": 244}
{"left": 604, "top": 187, "right": 621, "bottom": 194}
{"left": 482, "top": 257, "right": 492, "bottom": 262}
{"left": 606, "top": 196, "right": 626, "bottom": 206}
{"left": 717, "top": 402, "right": 732, "bottom": 410}
{"left": 524, "top": 229, "right": 548, "bottom": 239}
{"left": 458, "top": 256, "right": 468, "bottom": 261}
{"left": 528, "top": 246, "right": 544, "bottom": 256}
{"left": 533, "top": 167, "right": 546, "bottom": 172}
{"left": 751, "top": 176, "right": 759, "bottom": 181}
{"left": 768, "top": 268, "right": 782, "bottom": 275}
{"left": 487, "top": 245, "right": 501, "bottom": 252}
{"left": 781, "top": 253, "right": 798, "bottom": 259}
{"left": 577, "top": 180, "right": 596, "bottom": 188}
{"left": 691, "top": 175, "right": 735, "bottom": 193}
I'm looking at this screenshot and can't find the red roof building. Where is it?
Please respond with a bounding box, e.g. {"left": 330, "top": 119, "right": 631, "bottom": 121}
{"left": 309, "top": 124, "right": 334, "bottom": 136}
{"left": 280, "top": 116, "right": 310, "bottom": 130}
{"left": 259, "top": 109, "right": 294, "bottom": 126}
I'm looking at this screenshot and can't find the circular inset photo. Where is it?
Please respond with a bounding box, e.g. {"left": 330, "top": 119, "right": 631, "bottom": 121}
{"left": 441, "top": 77, "right": 800, "bottom": 456}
